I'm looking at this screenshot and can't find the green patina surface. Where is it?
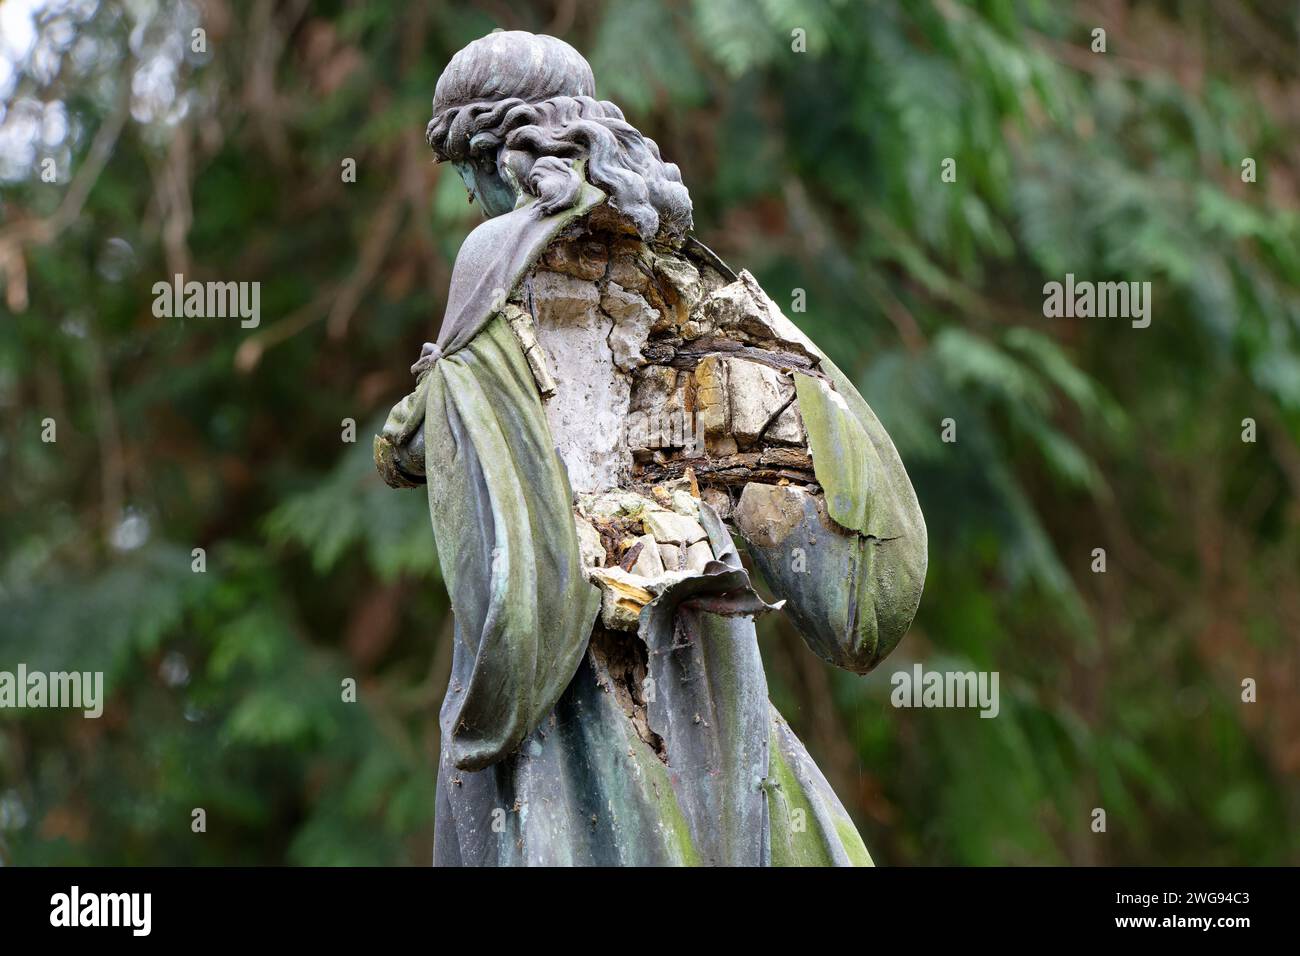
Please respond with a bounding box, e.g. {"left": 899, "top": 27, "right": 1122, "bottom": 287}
{"left": 791, "top": 347, "right": 928, "bottom": 551}
{"left": 593, "top": 705, "right": 703, "bottom": 866}
{"left": 767, "top": 717, "right": 874, "bottom": 867}
{"left": 766, "top": 739, "right": 834, "bottom": 867}
{"left": 795, "top": 371, "right": 877, "bottom": 535}
{"left": 836, "top": 817, "right": 874, "bottom": 867}
{"left": 423, "top": 314, "right": 602, "bottom": 771}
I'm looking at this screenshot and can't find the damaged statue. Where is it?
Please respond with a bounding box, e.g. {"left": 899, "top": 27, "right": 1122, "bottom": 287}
{"left": 374, "top": 30, "right": 927, "bottom": 866}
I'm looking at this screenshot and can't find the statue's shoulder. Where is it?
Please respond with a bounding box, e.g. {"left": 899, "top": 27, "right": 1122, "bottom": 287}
{"left": 523, "top": 208, "right": 743, "bottom": 330}
{"left": 435, "top": 181, "right": 607, "bottom": 355}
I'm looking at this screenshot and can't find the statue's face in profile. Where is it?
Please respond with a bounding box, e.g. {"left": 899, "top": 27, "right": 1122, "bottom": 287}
{"left": 453, "top": 146, "right": 518, "bottom": 219}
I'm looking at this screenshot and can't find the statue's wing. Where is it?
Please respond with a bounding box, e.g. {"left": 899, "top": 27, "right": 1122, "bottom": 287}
{"left": 424, "top": 314, "right": 601, "bottom": 771}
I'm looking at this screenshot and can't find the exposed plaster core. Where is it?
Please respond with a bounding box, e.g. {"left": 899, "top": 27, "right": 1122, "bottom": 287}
{"left": 526, "top": 269, "right": 634, "bottom": 493}
{"left": 575, "top": 486, "right": 717, "bottom": 631}
{"left": 512, "top": 210, "right": 848, "bottom": 643}
{"left": 601, "top": 282, "right": 658, "bottom": 372}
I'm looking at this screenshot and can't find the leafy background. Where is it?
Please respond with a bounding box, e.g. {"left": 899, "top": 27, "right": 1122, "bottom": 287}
{"left": 1, "top": 0, "right": 1297, "bottom": 865}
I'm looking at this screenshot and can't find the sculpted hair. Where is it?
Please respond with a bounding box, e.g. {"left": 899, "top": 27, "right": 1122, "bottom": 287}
{"left": 426, "top": 32, "right": 693, "bottom": 241}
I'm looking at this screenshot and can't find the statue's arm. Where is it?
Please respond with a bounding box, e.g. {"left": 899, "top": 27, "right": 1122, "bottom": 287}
{"left": 731, "top": 361, "right": 927, "bottom": 675}
{"left": 620, "top": 254, "right": 926, "bottom": 675}
{"left": 373, "top": 370, "right": 430, "bottom": 489}
{"left": 373, "top": 316, "right": 600, "bottom": 771}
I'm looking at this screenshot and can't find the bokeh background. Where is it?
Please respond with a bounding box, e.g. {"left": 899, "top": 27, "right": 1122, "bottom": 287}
{"left": 2, "top": 0, "right": 1298, "bottom": 866}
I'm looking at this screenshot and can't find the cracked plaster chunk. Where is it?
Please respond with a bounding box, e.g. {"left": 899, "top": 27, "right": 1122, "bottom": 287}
{"left": 668, "top": 490, "right": 700, "bottom": 517}
{"left": 725, "top": 358, "right": 793, "bottom": 444}
{"left": 693, "top": 271, "right": 779, "bottom": 341}
{"left": 628, "top": 533, "right": 666, "bottom": 578}
{"left": 701, "top": 487, "right": 732, "bottom": 520}
{"left": 588, "top": 566, "right": 654, "bottom": 631}
{"left": 503, "top": 303, "right": 557, "bottom": 397}
{"left": 766, "top": 400, "right": 805, "bottom": 444}
{"left": 653, "top": 253, "right": 702, "bottom": 310}
{"left": 694, "top": 355, "right": 729, "bottom": 438}
{"left": 607, "top": 245, "right": 651, "bottom": 293}
{"left": 732, "top": 482, "right": 810, "bottom": 548}
{"left": 575, "top": 516, "right": 607, "bottom": 569}
{"left": 657, "top": 543, "right": 682, "bottom": 571}
{"left": 579, "top": 490, "right": 652, "bottom": 521}
{"left": 530, "top": 270, "right": 601, "bottom": 323}
{"left": 693, "top": 270, "right": 820, "bottom": 360}
{"left": 684, "top": 540, "right": 714, "bottom": 572}
{"left": 647, "top": 253, "right": 707, "bottom": 338}
{"left": 643, "top": 508, "right": 707, "bottom": 546}
{"left": 601, "top": 282, "right": 657, "bottom": 372}
{"left": 630, "top": 365, "right": 681, "bottom": 413}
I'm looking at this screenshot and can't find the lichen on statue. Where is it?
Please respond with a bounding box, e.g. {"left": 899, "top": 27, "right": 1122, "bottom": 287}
{"left": 374, "top": 30, "right": 927, "bottom": 866}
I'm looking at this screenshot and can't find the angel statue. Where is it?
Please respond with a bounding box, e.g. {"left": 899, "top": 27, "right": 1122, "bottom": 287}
{"left": 374, "top": 30, "right": 927, "bottom": 866}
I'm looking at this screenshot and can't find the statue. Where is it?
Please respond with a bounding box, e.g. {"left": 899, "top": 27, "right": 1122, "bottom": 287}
{"left": 374, "top": 31, "right": 927, "bottom": 866}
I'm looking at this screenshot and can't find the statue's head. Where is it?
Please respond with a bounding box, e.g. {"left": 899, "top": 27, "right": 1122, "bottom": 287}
{"left": 427, "top": 31, "right": 692, "bottom": 240}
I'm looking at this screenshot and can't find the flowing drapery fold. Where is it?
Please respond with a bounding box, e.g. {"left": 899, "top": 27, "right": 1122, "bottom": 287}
{"left": 423, "top": 315, "right": 601, "bottom": 771}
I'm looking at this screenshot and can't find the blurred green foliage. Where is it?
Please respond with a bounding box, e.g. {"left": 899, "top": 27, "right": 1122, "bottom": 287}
{"left": 1, "top": 0, "right": 1297, "bottom": 865}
